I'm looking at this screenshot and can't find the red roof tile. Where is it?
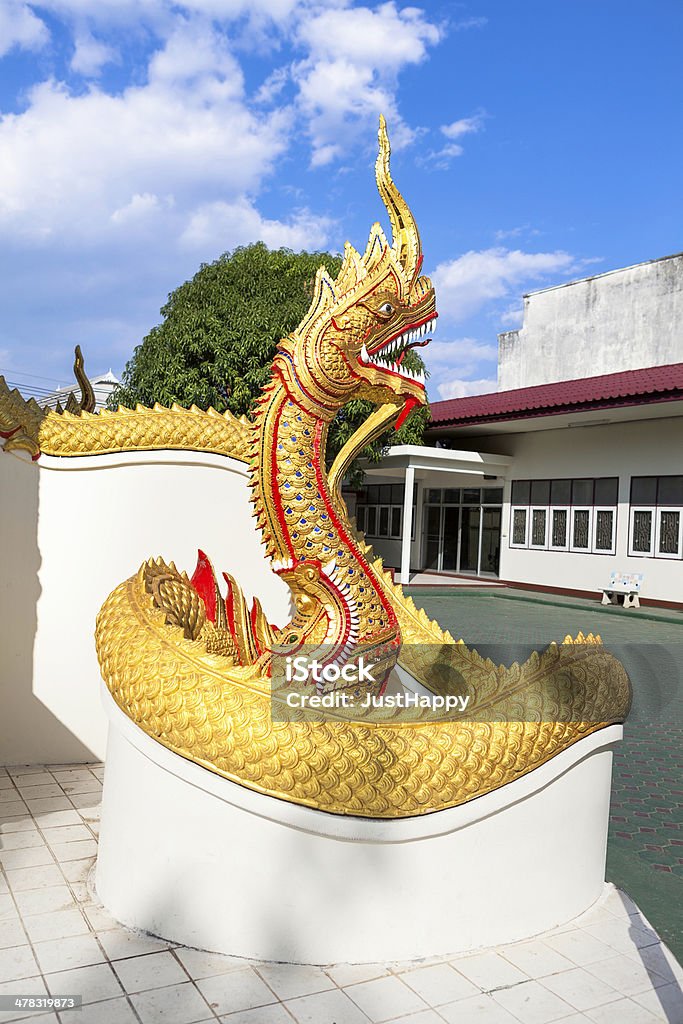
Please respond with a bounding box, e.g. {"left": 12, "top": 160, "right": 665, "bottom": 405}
{"left": 429, "top": 363, "right": 683, "bottom": 427}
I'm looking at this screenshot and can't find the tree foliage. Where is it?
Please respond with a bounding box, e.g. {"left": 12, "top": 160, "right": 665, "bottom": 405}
{"left": 110, "top": 243, "right": 429, "bottom": 479}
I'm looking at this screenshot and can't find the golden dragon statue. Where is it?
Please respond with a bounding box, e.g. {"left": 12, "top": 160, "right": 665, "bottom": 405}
{"left": 1, "top": 118, "right": 630, "bottom": 818}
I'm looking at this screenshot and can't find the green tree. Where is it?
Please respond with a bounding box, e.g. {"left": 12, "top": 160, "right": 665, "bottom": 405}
{"left": 111, "top": 243, "right": 429, "bottom": 478}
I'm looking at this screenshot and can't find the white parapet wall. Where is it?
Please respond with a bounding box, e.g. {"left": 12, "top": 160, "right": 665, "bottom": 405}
{"left": 0, "top": 448, "right": 291, "bottom": 766}
{"left": 498, "top": 251, "right": 683, "bottom": 390}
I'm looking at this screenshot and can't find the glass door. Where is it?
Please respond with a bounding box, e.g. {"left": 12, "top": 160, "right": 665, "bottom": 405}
{"left": 441, "top": 506, "right": 460, "bottom": 570}
{"left": 424, "top": 505, "right": 441, "bottom": 570}
{"left": 459, "top": 506, "right": 481, "bottom": 572}
{"left": 480, "top": 507, "right": 502, "bottom": 574}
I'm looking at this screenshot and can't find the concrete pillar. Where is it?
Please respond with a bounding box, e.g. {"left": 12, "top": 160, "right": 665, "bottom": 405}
{"left": 400, "top": 464, "right": 414, "bottom": 586}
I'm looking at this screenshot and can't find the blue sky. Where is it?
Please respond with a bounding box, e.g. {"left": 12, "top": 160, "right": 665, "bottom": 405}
{"left": 1, "top": 1, "right": 681, "bottom": 403}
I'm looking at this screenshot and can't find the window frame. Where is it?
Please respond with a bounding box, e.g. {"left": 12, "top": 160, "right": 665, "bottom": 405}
{"left": 654, "top": 506, "right": 683, "bottom": 559}
{"left": 549, "top": 506, "right": 570, "bottom": 551}
{"left": 569, "top": 506, "right": 593, "bottom": 553}
{"left": 528, "top": 505, "right": 549, "bottom": 550}
{"left": 591, "top": 506, "right": 617, "bottom": 555}
{"left": 628, "top": 505, "right": 655, "bottom": 557}
{"left": 509, "top": 505, "right": 529, "bottom": 548}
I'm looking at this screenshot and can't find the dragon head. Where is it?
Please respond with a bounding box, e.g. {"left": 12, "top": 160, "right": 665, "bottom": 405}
{"left": 277, "top": 116, "right": 436, "bottom": 427}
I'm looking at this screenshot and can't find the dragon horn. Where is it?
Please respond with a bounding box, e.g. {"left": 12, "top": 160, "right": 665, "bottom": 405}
{"left": 375, "top": 114, "right": 422, "bottom": 281}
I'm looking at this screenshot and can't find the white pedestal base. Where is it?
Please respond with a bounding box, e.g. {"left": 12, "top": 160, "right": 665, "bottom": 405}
{"left": 97, "top": 690, "right": 622, "bottom": 964}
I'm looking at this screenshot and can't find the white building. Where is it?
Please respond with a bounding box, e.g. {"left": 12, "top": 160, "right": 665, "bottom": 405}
{"left": 355, "top": 252, "right": 683, "bottom": 606}
{"left": 39, "top": 369, "right": 119, "bottom": 412}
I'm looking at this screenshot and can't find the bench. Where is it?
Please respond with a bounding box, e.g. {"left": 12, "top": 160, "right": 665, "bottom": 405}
{"left": 601, "top": 571, "right": 644, "bottom": 609}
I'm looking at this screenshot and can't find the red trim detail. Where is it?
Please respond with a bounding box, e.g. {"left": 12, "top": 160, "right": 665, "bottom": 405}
{"left": 395, "top": 395, "right": 420, "bottom": 429}
{"left": 190, "top": 549, "right": 217, "bottom": 623}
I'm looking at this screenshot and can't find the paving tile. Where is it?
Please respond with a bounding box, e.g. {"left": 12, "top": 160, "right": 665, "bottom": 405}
{"left": 14, "top": 885, "right": 76, "bottom": 917}
{"left": 438, "top": 994, "right": 520, "bottom": 1023}
{"left": 48, "top": 840, "right": 97, "bottom": 863}
{"left": 97, "top": 927, "right": 172, "bottom": 961}
{"left": 498, "top": 939, "right": 575, "bottom": 978}
{"left": 6, "top": 767, "right": 45, "bottom": 777}
{"left": 630, "top": 942, "right": 683, "bottom": 983}
{"left": 544, "top": 929, "right": 615, "bottom": 967}
{"left": 132, "top": 982, "right": 214, "bottom": 1024}
{"left": 583, "top": 917, "right": 660, "bottom": 954}
{"left": 0, "top": 974, "right": 48, "bottom": 1023}
{"left": 14, "top": 786, "right": 63, "bottom": 802}
{"left": 0, "top": 819, "right": 35, "bottom": 835}
{"left": 397, "top": 963, "right": 479, "bottom": 1006}
{"left": 585, "top": 996, "right": 663, "bottom": 1022}
{"left": 33, "top": 934, "right": 106, "bottom": 974}
{"left": 345, "top": 974, "right": 427, "bottom": 1021}
{"left": 81, "top": 904, "right": 118, "bottom": 932}
{"left": 42, "top": 825, "right": 93, "bottom": 847}
{"left": 0, "top": 881, "right": 7, "bottom": 898}
{"left": 59, "top": 995, "right": 139, "bottom": 1024}
{"left": 220, "top": 1005, "right": 294, "bottom": 1024}
{"left": 632, "top": 981, "right": 683, "bottom": 1022}
{"left": 0, "top": 946, "right": 39, "bottom": 984}
{"left": 59, "top": 780, "right": 102, "bottom": 796}
{"left": 0, "top": 920, "right": 25, "bottom": 952}
{"left": 13, "top": 775, "right": 55, "bottom": 791}
{"left": 380, "top": 1013, "right": 444, "bottom": 1024}
{"left": 59, "top": 859, "right": 94, "bottom": 885}
{"left": 491, "top": 978, "right": 576, "bottom": 1024}
{"left": 4, "top": 865, "right": 63, "bottom": 893}
{"left": 0, "top": 848, "right": 54, "bottom": 872}
{"left": 30, "top": 810, "right": 82, "bottom": 829}
{"left": 51, "top": 771, "right": 96, "bottom": 784}
{"left": 285, "top": 987, "right": 371, "bottom": 1024}
{"left": 113, "top": 951, "right": 188, "bottom": 993}
{"left": 325, "top": 963, "right": 389, "bottom": 987}
{"left": 255, "top": 962, "right": 334, "bottom": 1001}
{"left": 174, "top": 947, "right": 245, "bottom": 980}
{"left": 586, "top": 953, "right": 670, "bottom": 995}
{"left": 22, "top": 799, "right": 71, "bottom": 815}
{"left": 22, "top": 908, "right": 88, "bottom": 943}
{"left": 0, "top": 807, "right": 29, "bottom": 823}
{"left": 45, "top": 961, "right": 123, "bottom": 1003}
{"left": 540, "top": 966, "right": 620, "bottom": 1012}
{"left": 197, "top": 967, "right": 277, "bottom": 1015}
{"left": 0, "top": 827, "right": 43, "bottom": 851}
{"left": 0, "top": 896, "right": 17, "bottom": 922}
{"left": 0, "top": 791, "right": 21, "bottom": 804}
{"left": 448, "top": 951, "right": 527, "bottom": 991}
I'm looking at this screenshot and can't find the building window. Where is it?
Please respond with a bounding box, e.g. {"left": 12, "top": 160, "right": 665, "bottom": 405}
{"left": 510, "top": 477, "right": 618, "bottom": 555}
{"left": 355, "top": 482, "right": 417, "bottom": 540}
{"left": 629, "top": 476, "right": 683, "bottom": 559}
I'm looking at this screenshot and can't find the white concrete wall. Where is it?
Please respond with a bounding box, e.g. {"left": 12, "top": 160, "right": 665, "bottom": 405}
{"left": 0, "top": 449, "right": 290, "bottom": 766}
{"left": 499, "top": 252, "right": 683, "bottom": 389}
{"left": 496, "top": 416, "right": 683, "bottom": 602}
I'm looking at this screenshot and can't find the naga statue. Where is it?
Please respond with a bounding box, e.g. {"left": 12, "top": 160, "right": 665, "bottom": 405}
{"left": 1, "top": 118, "right": 631, "bottom": 818}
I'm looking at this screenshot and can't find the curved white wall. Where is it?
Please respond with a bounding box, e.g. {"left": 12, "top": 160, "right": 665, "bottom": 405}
{"left": 97, "top": 691, "right": 622, "bottom": 963}
{"left": 0, "top": 448, "right": 290, "bottom": 765}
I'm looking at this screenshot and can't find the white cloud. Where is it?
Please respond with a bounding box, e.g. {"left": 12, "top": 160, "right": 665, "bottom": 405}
{"left": 432, "top": 247, "right": 576, "bottom": 322}
{"left": 0, "top": 22, "right": 290, "bottom": 243}
{"left": 437, "top": 377, "right": 497, "bottom": 400}
{"left": 499, "top": 304, "right": 524, "bottom": 328}
{"left": 426, "top": 337, "right": 497, "bottom": 377}
{"left": 293, "top": 2, "right": 442, "bottom": 165}
{"left": 70, "top": 31, "right": 117, "bottom": 75}
{"left": 0, "top": 1, "right": 49, "bottom": 57}
{"left": 441, "top": 115, "right": 482, "bottom": 141}
{"left": 181, "top": 199, "right": 333, "bottom": 252}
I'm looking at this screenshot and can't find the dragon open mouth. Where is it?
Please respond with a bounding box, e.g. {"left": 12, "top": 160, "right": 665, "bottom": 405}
{"left": 358, "top": 315, "right": 437, "bottom": 385}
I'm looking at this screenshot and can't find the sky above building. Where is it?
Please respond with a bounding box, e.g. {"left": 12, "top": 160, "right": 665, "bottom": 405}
{"left": 0, "top": 0, "right": 681, "bottom": 403}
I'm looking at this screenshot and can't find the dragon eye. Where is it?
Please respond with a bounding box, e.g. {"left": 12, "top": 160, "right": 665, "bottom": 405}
{"left": 378, "top": 301, "right": 394, "bottom": 315}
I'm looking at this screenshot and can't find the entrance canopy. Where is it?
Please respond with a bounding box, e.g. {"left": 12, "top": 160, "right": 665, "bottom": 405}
{"left": 359, "top": 445, "right": 511, "bottom": 584}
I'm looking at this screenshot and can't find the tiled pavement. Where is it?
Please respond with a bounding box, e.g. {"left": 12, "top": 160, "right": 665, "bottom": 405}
{"left": 409, "top": 589, "right": 683, "bottom": 961}
{"left": 1, "top": 764, "right": 683, "bottom": 1024}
